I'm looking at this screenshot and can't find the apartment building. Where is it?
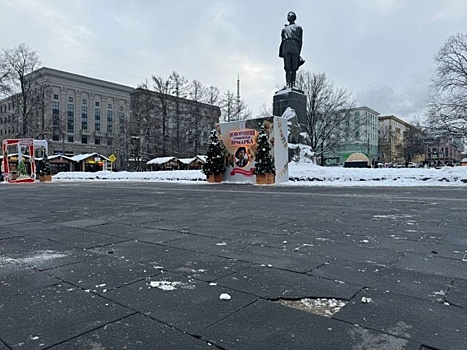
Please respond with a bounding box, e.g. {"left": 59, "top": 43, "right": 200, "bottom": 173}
{"left": 424, "top": 133, "right": 463, "bottom": 166}
{"left": 378, "top": 115, "right": 412, "bottom": 164}
{"left": 0, "top": 67, "right": 133, "bottom": 157}
{"left": 327, "top": 106, "right": 380, "bottom": 165}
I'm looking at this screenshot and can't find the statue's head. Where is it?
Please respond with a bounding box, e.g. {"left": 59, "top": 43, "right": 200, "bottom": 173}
{"left": 287, "top": 11, "right": 296, "bottom": 23}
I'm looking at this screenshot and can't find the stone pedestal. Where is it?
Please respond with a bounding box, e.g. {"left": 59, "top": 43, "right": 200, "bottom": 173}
{"left": 273, "top": 88, "right": 307, "bottom": 127}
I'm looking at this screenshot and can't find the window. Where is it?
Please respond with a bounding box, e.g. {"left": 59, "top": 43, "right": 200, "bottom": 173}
{"left": 95, "top": 138, "right": 100, "bottom": 145}
{"left": 53, "top": 94, "right": 59, "bottom": 100}
{"left": 107, "top": 110, "right": 113, "bottom": 133}
{"left": 82, "top": 99, "right": 87, "bottom": 105}
{"left": 52, "top": 101, "right": 60, "bottom": 141}
{"left": 95, "top": 101, "right": 100, "bottom": 107}
{"left": 120, "top": 106, "right": 124, "bottom": 111}
{"left": 107, "top": 139, "right": 112, "bottom": 146}
{"left": 81, "top": 106, "right": 88, "bottom": 130}
{"left": 119, "top": 112, "right": 125, "bottom": 133}
{"left": 95, "top": 108, "right": 101, "bottom": 131}
{"left": 81, "top": 136, "right": 88, "bottom": 144}
{"left": 67, "top": 136, "right": 74, "bottom": 142}
{"left": 67, "top": 103, "right": 74, "bottom": 133}
{"left": 108, "top": 104, "right": 112, "bottom": 109}
{"left": 68, "top": 97, "right": 73, "bottom": 102}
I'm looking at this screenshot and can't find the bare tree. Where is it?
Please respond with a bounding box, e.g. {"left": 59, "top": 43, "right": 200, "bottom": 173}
{"left": 205, "top": 85, "right": 221, "bottom": 125}
{"left": 169, "top": 72, "right": 188, "bottom": 150}
{"left": 428, "top": 32, "right": 467, "bottom": 136}
{"left": 115, "top": 104, "right": 132, "bottom": 170}
{"left": 130, "top": 81, "right": 158, "bottom": 170}
{"left": 204, "top": 86, "right": 220, "bottom": 106}
{"left": 258, "top": 103, "right": 273, "bottom": 118}
{"left": 152, "top": 75, "right": 172, "bottom": 156}
{"left": 295, "top": 70, "right": 355, "bottom": 164}
{"left": 219, "top": 90, "right": 251, "bottom": 122}
{"left": 402, "top": 122, "right": 426, "bottom": 163}
{"left": 0, "top": 51, "right": 11, "bottom": 98}
{"left": 187, "top": 80, "right": 207, "bottom": 153}
{"left": 2, "top": 43, "right": 44, "bottom": 137}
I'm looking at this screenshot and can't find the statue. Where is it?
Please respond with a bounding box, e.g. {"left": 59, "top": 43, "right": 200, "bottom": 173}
{"left": 279, "top": 11, "right": 304, "bottom": 88}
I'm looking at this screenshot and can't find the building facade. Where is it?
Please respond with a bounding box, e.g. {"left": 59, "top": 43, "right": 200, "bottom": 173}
{"left": 378, "top": 115, "right": 412, "bottom": 164}
{"left": 129, "top": 88, "right": 220, "bottom": 169}
{"left": 1, "top": 67, "right": 133, "bottom": 160}
{"left": 327, "top": 106, "right": 380, "bottom": 165}
{"left": 1, "top": 67, "right": 221, "bottom": 171}
{"left": 424, "top": 133, "right": 463, "bottom": 166}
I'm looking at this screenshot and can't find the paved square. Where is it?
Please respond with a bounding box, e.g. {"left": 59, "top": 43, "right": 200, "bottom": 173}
{"left": 0, "top": 183, "right": 465, "bottom": 349}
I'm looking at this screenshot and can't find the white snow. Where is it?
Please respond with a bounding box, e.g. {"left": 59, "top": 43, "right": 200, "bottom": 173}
{"left": 17, "top": 250, "right": 68, "bottom": 265}
{"left": 49, "top": 162, "right": 467, "bottom": 187}
{"left": 146, "top": 156, "right": 178, "bottom": 165}
{"left": 361, "top": 296, "right": 373, "bottom": 303}
{"left": 219, "top": 293, "right": 232, "bottom": 300}
{"left": 149, "top": 280, "right": 182, "bottom": 291}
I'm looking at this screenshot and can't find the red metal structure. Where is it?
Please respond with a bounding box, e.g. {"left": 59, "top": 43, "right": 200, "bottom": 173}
{"left": 1, "top": 139, "right": 48, "bottom": 183}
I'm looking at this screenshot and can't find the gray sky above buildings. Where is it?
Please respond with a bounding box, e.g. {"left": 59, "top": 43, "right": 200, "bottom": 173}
{"left": 2, "top": 0, "right": 467, "bottom": 122}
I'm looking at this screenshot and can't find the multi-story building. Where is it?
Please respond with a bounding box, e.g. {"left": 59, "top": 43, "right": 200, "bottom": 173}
{"left": 424, "top": 132, "right": 463, "bottom": 166}
{"left": 378, "top": 115, "right": 411, "bottom": 164}
{"left": 1, "top": 67, "right": 133, "bottom": 160}
{"left": 129, "top": 88, "right": 220, "bottom": 169}
{"left": 327, "top": 106, "right": 380, "bottom": 165}
{"left": 1, "top": 67, "right": 221, "bottom": 170}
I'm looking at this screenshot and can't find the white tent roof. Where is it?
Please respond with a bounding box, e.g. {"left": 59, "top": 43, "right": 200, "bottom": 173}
{"left": 179, "top": 157, "right": 197, "bottom": 165}
{"left": 47, "top": 154, "right": 76, "bottom": 162}
{"left": 70, "top": 153, "right": 110, "bottom": 162}
{"left": 147, "top": 156, "right": 178, "bottom": 165}
{"left": 196, "top": 155, "right": 207, "bottom": 163}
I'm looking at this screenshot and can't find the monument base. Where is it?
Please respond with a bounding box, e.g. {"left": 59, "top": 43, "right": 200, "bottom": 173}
{"left": 273, "top": 87, "right": 307, "bottom": 127}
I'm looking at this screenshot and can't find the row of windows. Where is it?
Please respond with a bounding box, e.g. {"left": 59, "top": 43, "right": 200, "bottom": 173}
{"left": 52, "top": 95, "right": 124, "bottom": 111}
{"left": 0, "top": 102, "right": 15, "bottom": 113}
{"left": 0, "top": 115, "right": 15, "bottom": 124}
{"left": 51, "top": 102, "right": 124, "bottom": 134}
{"left": 0, "top": 127, "right": 14, "bottom": 136}
{"left": 50, "top": 133, "right": 113, "bottom": 146}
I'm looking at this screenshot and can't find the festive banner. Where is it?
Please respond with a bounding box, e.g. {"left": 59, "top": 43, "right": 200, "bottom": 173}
{"left": 217, "top": 116, "right": 288, "bottom": 183}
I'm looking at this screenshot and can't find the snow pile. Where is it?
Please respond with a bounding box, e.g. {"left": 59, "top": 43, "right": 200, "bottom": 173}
{"left": 17, "top": 250, "right": 68, "bottom": 265}
{"left": 51, "top": 163, "right": 467, "bottom": 187}
{"left": 280, "top": 298, "right": 347, "bottom": 317}
{"left": 149, "top": 280, "right": 183, "bottom": 291}
{"left": 54, "top": 170, "right": 204, "bottom": 182}
{"left": 288, "top": 162, "right": 467, "bottom": 187}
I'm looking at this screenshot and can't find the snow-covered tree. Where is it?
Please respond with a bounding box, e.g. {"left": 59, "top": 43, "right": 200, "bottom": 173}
{"left": 254, "top": 127, "right": 275, "bottom": 175}
{"left": 202, "top": 130, "right": 226, "bottom": 176}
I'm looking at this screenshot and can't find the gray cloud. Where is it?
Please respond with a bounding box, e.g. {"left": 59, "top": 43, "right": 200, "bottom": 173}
{"left": 1, "top": 0, "right": 467, "bottom": 120}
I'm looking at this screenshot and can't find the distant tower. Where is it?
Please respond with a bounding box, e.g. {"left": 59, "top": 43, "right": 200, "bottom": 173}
{"left": 236, "top": 75, "right": 241, "bottom": 119}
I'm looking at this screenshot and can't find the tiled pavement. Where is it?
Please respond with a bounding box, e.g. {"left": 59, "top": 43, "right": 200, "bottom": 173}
{"left": 0, "top": 182, "right": 466, "bottom": 349}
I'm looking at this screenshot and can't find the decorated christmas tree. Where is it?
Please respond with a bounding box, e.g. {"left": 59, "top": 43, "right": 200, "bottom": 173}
{"left": 39, "top": 148, "right": 51, "bottom": 176}
{"left": 254, "top": 126, "right": 275, "bottom": 175}
{"left": 202, "top": 129, "right": 226, "bottom": 176}
{"left": 17, "top": 161, "right": 28, "bottom": 177}
{"left": 42, "top": 152, "right": 51, "bottom": 176}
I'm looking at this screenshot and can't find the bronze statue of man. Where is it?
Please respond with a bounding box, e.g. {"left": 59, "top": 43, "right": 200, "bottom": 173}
{"left": 279, "top": 11, "right": 304, "bottom": 88}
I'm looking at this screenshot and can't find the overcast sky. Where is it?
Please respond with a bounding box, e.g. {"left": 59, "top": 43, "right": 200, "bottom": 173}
{"left": 2, "top": 0, "right": 467, "bottom": 122}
